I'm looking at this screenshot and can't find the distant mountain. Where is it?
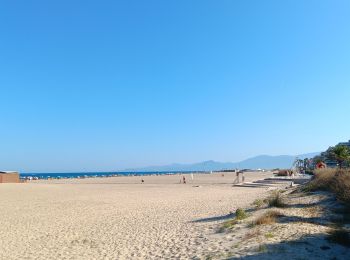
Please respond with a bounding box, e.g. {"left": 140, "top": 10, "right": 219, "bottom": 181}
{"left": 123, "top": 152, "right": 320, "bottom": 172}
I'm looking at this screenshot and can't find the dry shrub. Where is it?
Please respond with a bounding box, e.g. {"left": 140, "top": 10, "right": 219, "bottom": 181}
{"left": 305, "top": 206, "right": 321, "bottom": 218}
{"left": 304, "top": 168, "right": 336, "bottom": 191}
{"left": 244, "top": 229, "right": 261, "bottom": 240}
{"left": 252, "top": 199, "right": 265, "bottom": 208}
{"left": 267, "top": 191, "right": 286, "bottom": 208}
{"left": 330, "top": 171, "right": 350, "bottom": 205}
{"left": 255, "top": 210, "right": 281, "bottom": 225}
{"left": 305, "top": 169, "right": 350, "bottom": 206}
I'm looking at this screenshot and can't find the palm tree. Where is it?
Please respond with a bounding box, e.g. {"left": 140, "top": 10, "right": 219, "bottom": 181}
{"left": 327, "top": 145, "right": 350, "bottom": 169}
{"left": 293, "top": 158, "right": 304, "bottom": 173}
{"left": 303, "top": 158, "right": 310, "bottom": 171}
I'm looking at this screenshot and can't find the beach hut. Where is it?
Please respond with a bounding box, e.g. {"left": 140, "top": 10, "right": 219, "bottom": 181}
{"left": 0, "top": 171, "right": 20, "bottom": 183}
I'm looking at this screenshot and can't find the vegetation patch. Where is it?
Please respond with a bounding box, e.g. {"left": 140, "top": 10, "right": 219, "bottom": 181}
{"left": 327, "top": 228, "right": 350, "bottom": 247}
{"left": 267, "top": 191, "right": 286, "bottom": 208}
{"left": 254, "top": 210, "right": 281, "bottom": 225}
{"left": 304, "top": 169, "right": 350, "bottom": 206}
{"left": 219, "top": 208, "right": 249, "bottom": 232}
{"left": 235, "top": 208, "right": 248, "bottom": 220}
{"left": 257, "top": 244, "right": 267, "bottom": 252}
{"left": 252, "top": 199, "right": 265, "bottom": 208}
{"left": 244, "top": 229, "right": 261, "bottom": 240}
{"left": 265, "top": 232, "right": 274, "bottom": 239}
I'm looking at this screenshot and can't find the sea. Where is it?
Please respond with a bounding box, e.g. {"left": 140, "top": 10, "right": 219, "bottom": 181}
{"left": 20, "top": 171, "right": 207, "bottom": 180}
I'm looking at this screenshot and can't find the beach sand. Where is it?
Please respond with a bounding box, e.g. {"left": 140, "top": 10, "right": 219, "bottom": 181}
{"left": 0, "top": 171, "right": 275, "bottom": 259}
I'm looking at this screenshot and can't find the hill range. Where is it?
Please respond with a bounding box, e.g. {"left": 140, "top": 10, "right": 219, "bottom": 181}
{"left": 124, "top": 153, "right": 319, "bottom": 172}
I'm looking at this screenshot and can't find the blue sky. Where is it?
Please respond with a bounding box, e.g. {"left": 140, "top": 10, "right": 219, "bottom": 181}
{"left": 1, "top": 1, "right": 350, "bottom": 172}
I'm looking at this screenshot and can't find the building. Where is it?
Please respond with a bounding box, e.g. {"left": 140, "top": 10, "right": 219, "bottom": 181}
{"left": 317, "top": 139, "right": 350, "bottom": 168}
{"left": 338, "top": 140, "right": 350, "bottom": 149}
{"left": 0, "top": 171, "right": 20, "bottom": 183}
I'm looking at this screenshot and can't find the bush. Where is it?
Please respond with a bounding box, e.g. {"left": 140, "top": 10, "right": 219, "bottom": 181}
{"left": 254, "top": 210, "right": 281, "bottom": 225}
{"left": 235, "top": 208, "right": 248, "bottom": 220}
{"left": 267, "top": 191, "right": 286, "bottom": 208}
{"left": 303, "top": 169, "right": 336, "bottom": 192}
{"left": 304, "top": 169, "right": 350, "bottom": 206}
{"left": 330, "top": 171, "right": 350, "bottom": 204}
{"left": 219, "top": 208, "right": 248, "bottom": 232}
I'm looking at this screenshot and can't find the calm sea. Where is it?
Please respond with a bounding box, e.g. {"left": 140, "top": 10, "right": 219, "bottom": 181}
{"left": 20, "top": 171, "right": 206, "bottom": 179}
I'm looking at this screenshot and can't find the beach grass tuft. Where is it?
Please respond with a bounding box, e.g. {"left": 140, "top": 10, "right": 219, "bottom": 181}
{"left": 244, "top": 229, "right": 261, "bottom": 240}
{"left": 219, "top": 208, "right": 249, "bottom": 232}
{"left": 254, "top": 210, "right": 281, "bottom": 225}
{"left": 265, "top": 232, "right": 274, "bottom": 239}
{"left": 267, "top": 191, "right": 286, "bottom": 208}
{"left": 304, "top": 169, "right": 350, "bottom": 206}
{"left": 235, "top": 208, "right": 248, "bottom": 220}
{"left": 252, "top": 199, "right": 265, "bottom": 208}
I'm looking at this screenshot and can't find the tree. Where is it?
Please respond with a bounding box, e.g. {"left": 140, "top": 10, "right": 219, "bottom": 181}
{"left": 327, "top": 145, "right": 350, "bottom": 169}
{"left": 293, "top": 158, "right": 304, "bottom": 173}
{"left": 303, "top": 158, "right": 311, "bottom": 171}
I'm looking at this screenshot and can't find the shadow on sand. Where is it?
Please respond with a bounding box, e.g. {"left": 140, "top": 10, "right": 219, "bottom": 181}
{"left": 226, "top": 233, "right": 350, "bottom": 259}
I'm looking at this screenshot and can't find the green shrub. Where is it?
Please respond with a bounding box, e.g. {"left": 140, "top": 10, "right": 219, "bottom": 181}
{"left": 235, "top": 208, "right": 248, "bottom": 220}
{"left": 219, "top": 208, "right": 248, "bottom": 232}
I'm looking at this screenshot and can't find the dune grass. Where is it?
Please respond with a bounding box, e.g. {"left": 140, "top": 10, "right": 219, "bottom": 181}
{"left": 235, "top": 208, "right": 248, "bottom": 220}
{"left": 219, "top": 208, "right": 248, "bottom": 232}
{"left": 267, "top": 191, "right": 286, "bottom": 208}
{"left": 254, "top": 210, "right": 281, "bottom": 226}
{"left": 252, "top": 199, "right": 265, "bottom": 208}
{"left": 304, "top": 169, "right": 350, "bottom": 206}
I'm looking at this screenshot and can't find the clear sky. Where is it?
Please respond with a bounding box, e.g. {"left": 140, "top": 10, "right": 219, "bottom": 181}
{"left": 1, "top": 1, "right": 350, "bottom": 172}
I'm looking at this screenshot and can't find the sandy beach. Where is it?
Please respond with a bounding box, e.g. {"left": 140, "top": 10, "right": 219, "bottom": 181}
{"left": 0, "top": 171, "right": 275, "bottom": 259}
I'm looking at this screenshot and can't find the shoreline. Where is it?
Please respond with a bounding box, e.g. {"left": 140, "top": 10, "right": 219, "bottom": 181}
{"left": 20, "top": 170, "right": 210, "bottom": 181}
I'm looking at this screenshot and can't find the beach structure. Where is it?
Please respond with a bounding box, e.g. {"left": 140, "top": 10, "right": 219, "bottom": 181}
{"left": 0, "top": 171, "right": 20, "bottom": 183}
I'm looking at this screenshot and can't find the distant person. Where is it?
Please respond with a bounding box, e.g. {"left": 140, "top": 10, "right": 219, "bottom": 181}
{"left": 183, "top": 176, "right": 186, "bottom": 184}
{"left": 234, "top": 171, "right": 240, "bottom": 184}
{"left": 141, "top": 179, "right": 144, "bottom": 184}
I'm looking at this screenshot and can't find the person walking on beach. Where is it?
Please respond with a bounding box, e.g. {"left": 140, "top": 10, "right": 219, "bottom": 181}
{"left": 234, "top": 171, "right": 240, "bottom": 184}
{"left": 183, "top": 176, "right": 186, "bottom": 184}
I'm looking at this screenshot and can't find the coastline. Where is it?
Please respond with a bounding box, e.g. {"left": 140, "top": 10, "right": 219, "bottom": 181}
{"left": 20, "top": 170, "right": 211, "bottom": 181}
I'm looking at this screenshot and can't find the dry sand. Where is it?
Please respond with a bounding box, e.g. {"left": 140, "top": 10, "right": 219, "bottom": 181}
{"left": 0, "top": 171, "right": 274, "bottom": 259}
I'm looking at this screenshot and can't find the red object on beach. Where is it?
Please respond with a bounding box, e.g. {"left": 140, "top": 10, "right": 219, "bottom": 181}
{"left": 316, "top": 162, "right": 326, "bottom": 169}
